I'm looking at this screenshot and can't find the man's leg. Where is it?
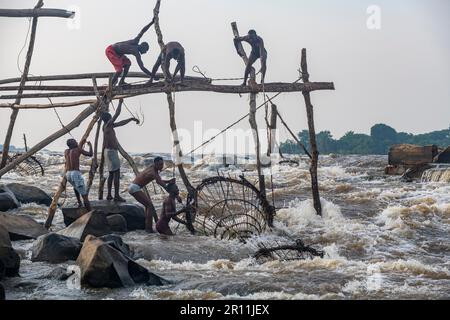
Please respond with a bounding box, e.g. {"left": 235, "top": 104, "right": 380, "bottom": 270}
{"left": 114, "top": 170, "right": 126, "bottom": 202}
{"left": 119, "top": 64, "right": 130, "bottom": 86}
{"left": 74, "top": 189, "right": 82, "bottom": 207}
{"left": 242, "top": 54, "right": 258, "bottom": 86}
{"left": 111, "top": 71, "right": 121, "bottom": 86}
{"left": 82, "top": 194, "right": 92, "bottom": 212}
{"left": 131, "top": 191, "right": 156, "bottom": 233}
{"left": 107, "top": 172, "right": 114, "bottom": 200}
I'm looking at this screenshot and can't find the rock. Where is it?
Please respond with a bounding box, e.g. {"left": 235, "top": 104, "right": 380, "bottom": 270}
{"left": 0, "top": 225, "right": 20, "bottom": 277}
{"left": 434, "top": 146, "right": 450, "bottom": 164}
{"left": 38, "top": 266, "right": 73, "bottom": 281}
{"left": 0, "top": 260, "right": 4, "bottom": 280}
{"left": 0, "top": 212, "right": 48, "bottom": 240}
{"left": 76, "top": 235, "right": 166, "bottom": 288}
{"left": 99, "top": 234, "right": 132, "bottom": 258}
{"left": 31, "top": 233, "right": 82, "bottom": 264}
{"left": 107, "top": 214, "right": 128, "bottom": 232}
{"left": 0, "top": 247, "right": 20, "bottom": 277}
{"left": 62, "top": 200, "right": 145, "bottom": 231}
{"left": 58, "top": 210, "right": 111, "bottom": 241}
{"left": 0, "top": 283, "right": 4, "bottom": 300}
{"left": 0, "top": 185, "right": 20, "bottom": 212}
{"left": 6, "top": 183, "right": 52, "bottom": 206}
{"left": 389, "top": 144, "right": 438, "bottom": 167}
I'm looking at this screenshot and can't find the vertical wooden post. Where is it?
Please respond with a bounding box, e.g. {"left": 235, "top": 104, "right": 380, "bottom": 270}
{"left": 86, "top": 119, "right": 101, "bottom": 193}
{"left": 301, "top": 48, "right": 322, "bottom": 216}
{"left": 231, "top": 21, "right": 267, "bottom": 199}
{"left": 98, "top": 146, "right": 106, "bottom": 200}
{"left": 0, "top": 1, "right": 43, "bottom": 169}
{"left": 267, "top": 104, "right": 278, "bottom": 157}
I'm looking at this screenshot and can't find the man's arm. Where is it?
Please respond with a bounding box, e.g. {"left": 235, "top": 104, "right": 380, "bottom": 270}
{"left": 233, "top": 35, "right": 249, "bottom": 57}
{"left": 114, "top": 117, "right": 139, "bottom": 128}
{"left": 259, "top": 37, "right": 266, "bottom": 58}
{"left": 135, "top": 54, "right": 153, "bottom": 78}
{"left": 106, "top": 99, "right": 123, "bottom": 127}
{"left": 149, "top": 54, "right": 162, "bottom": 83}
{"left": 134, "top": 18, "right": 155, "bottom": 42}
{"left": 80, "top": 141, "right": 93, "bottom": 157}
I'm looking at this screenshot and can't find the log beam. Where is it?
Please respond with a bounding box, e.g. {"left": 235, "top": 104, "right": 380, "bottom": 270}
{"left": 0, "top": 8, "right": 75, "bottom": 18}
{"left": 0, "top": 81, "right": 335, "bottom": 100}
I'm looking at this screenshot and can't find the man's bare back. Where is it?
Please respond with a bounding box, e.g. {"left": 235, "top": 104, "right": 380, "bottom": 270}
{"left": 133, "top": 165, "right": 157, "bottom": 186}
{"left": 103, "top": 124, "right": 119, "bottom": 150}
{"left": 65, "top": 140, "right": 92, "bottom": 171}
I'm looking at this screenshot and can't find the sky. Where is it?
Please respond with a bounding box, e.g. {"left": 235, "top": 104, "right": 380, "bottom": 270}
{"left": 0, "top": 0, "right": 449, "bottom": 154}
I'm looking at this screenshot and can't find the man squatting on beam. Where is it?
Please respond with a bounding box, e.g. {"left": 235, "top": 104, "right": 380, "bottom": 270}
{"left": 65, "top": 138, "right": 93, "bottom": 212}
{"left": 148, "top": 42, "right": 186, "bottom": 84}
{"left": 127, "top": 157, "right": 180, "bottom": 233}
{"left": 100, "top": 99, "right": 140, "bottom": 202}
{"left": 105, "top": 18, "right": 158, "bottom": 86}
{"left": 234, "top": 29, "right": 267, "bottom": 86}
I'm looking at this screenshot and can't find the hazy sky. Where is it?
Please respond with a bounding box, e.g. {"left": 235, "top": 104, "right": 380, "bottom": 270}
{"left": 1, "top": 0, "right": 449, "bottom": 153}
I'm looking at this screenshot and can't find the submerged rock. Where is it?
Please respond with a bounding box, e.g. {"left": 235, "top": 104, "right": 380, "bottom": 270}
{"left": 0, "top": 185, "right": 20, "bottom": 212}
{"left": 38, "top": 266, "right": 74, "bottom": 281}
{"left": 6, "top": 183, "right": 52, "bottom": 206}
{"left": 107, "top": 214, "right": 128, "bottom": 233}
{"left": 0, "top": 212, "right": 48, "bottom": 240}
{"left": 32, "top": 233, "right": 82, "bottom": 264}
{"left": 62, "top": 200, "right": 145, "bottom": 231}
{"left": 0, "top": 226, "right": 20, "bottom": 277}
{"left": 99, "top": 234, "right": 132, "bottom": 258}
{"left": 58, "top": 210, "right": 111, "bottom": 241}
{"left": 76, "top": 235, "right": 166, "bottom": 288}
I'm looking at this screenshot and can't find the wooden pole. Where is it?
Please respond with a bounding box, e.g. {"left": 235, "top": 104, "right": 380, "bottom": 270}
{"left": 267, "top": 104, "right": 278, "bottom": 157}
{"left": 86, "top": 119, "right": 102, "bottom": 193}
{"left": 231, "top": 22, "right": 266, "bottom": 199}
{"left": 275, "top": 108, "right": 312, "bottom": 159}
{"left": 0, "top": 8, "right": 75, "bottom": 18}
{"left": 0, "top": 104, "right": 96, "bottom": 178}
{"left": 0, "top": 81, "right": 334, "bottom": 100}
{"left": 0, "top": 2, "right": 40, "bottom": 169}
{"left": 301, "top": 48, "right": 322, "bottom": 216}
{"left": 98, "top": 146, "right": 106, "bottom": 200}
{"left": 0, "top": 72, "right": 209, "bottom": 86}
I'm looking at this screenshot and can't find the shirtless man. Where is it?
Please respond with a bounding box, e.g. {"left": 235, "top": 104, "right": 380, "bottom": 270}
{"left": 100, "top": 99, "right": 139, "bottom": 202}
{"left": 128, "top": 157, "right": 179, "bottom": 233}
{"left": 65, "top": 138, "right": 93, "bottom": 212}
{"left": 148, "top": 42, "right": 185, "bottom": 84}
{"left": 105, "top": 18, "right": 156, "bottom": 86}
{"left": 156, "top": 183, "right": 193, "bottom": 236}
{"left": 234, "top": 29, "right": 267, "bottom": 86}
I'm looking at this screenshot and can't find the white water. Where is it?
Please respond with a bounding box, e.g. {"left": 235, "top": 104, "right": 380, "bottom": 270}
{"left": 2, "top": 153, "right": 450, "bottom": 300}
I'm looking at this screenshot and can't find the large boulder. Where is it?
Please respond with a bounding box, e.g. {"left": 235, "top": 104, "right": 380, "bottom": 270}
{"left": 0, "top": 212, "right": 48, "bottom": 240}
{"left": 62, "top": 200, "right": 145, "bottom": 230}
{"left": 107, "top": 214, "right": 128, "bottom": 233}
{"left": 6, "top": 183, "right": 52, "bottom": 206}
{"left": 76, "top": 235, "right": 166, "bottom": 288}
{"left": 58, "top": 210, "right": 111, "bottom": 241}
{"left": 0, "top": 225, "right": 20, "bottom": 277}
{"left": 0, "top": 185, "right": 20, "bottom": 212}
{"left": 0, "top": 283, "right": 4, "bottom": 300}
{"left": 31, "top": 233, "right": 82, "bottom": 264}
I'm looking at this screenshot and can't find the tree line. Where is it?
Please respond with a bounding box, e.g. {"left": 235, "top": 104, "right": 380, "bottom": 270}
{"left": 280, "top": 124, "right": 450, "bottom": 155}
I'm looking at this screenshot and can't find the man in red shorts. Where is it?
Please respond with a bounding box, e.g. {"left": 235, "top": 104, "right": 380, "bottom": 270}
{"left": 105, "top": 18, "right": 157, "bottom": 87}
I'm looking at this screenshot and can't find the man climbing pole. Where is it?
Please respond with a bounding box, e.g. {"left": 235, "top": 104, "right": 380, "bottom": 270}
{"left": 233, "top": 29, "right": 267, "bottom": 86}
{"left": 148, "top": 42, "right": 186, "bottom": 84}
{"left": 100, "top": 99, "right": 140, "bottom": 202}
{"left": 105, "top": 18, "right": 157, "bottom": 86}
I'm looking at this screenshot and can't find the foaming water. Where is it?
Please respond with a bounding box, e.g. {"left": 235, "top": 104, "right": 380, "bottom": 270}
{"left": 2, "top": 153, "right": 450, "bottom": 300}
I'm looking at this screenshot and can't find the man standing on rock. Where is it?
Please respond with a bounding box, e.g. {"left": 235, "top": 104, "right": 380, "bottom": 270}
{"left": 101, "top": 99, "right": 140, "bottom": 203}
{"left": 127, "top": 157, "right": 178, "bottom": 233}
{"left": 65, "top": 138, "right": 93, "bottom": 212}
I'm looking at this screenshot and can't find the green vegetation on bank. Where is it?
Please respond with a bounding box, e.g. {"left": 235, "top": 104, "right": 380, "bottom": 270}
{"left": 280, "top": 124, "right": 450, "bottom": 155}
